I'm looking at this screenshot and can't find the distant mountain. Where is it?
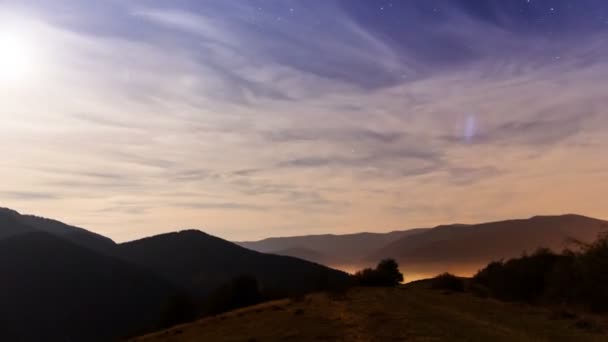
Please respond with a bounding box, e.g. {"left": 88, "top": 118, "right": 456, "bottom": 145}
{"left": 118, "top": 230, "right": 351, "bottom": 298}
{"left": 0, "top": 231, "right": 175, "bottom": 342}
{"left": 240, "top": 215, "right": 608, "bottom": 280}
{"left": 238, "top": 229, "right": 427, "bottom": 268}
{"left": 270, "top": 247, "right": 329, "bottom": 265}
{"left": 369, "top": 214, "right": 608, "bottom": 280}
{"left": 0, "top": 207, "right": 116, "bottom": 254}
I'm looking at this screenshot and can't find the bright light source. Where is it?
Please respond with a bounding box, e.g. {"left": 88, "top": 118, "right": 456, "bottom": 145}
{"left": 0, "top": 29, "right": 37, "bottom": 83}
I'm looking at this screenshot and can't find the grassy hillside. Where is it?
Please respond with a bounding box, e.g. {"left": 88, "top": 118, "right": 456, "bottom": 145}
{"left": 132, "top": 285, "right": 607, "bottom": 342}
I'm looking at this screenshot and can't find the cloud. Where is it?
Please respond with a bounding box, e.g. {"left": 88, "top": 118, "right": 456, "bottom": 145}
{"left": 1, "top": 1, "right": 607, "bottom": 241}
{"left": 175, "top": 202, "right": 266, "bottom": 211}
{"left": 445, "top": 166, "right": 502, "bottom": 186}
{"left": 131, "top": 4, "right": 409, "bottom": 91}
{"left": 0, "top": 192, "right": 58, "bottom": 201}
{"left": 264, "top": 128, "right": 405, "bottom": 144}
{"left": 442, "top": 116, "right": 584, "bottom": 146}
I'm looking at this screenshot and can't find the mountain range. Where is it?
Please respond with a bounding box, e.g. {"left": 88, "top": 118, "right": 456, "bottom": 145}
{"left": 1, "top": 206, "right": 607, "bottom": 341}
{"left": 240, "top": 214, "right": 608, "bottom": 279}
{"left": 238, "top": 229, "right": 428, "bottom": 267}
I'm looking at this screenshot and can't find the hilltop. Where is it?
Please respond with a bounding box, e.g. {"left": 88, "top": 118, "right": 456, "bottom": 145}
{"left": 132, "top": 284, "right": 608, "bottom": 342}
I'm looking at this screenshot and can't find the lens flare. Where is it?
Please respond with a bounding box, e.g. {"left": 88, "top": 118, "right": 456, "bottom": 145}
{"left": 464, "top": 115, "right": 477, "bottom": 143}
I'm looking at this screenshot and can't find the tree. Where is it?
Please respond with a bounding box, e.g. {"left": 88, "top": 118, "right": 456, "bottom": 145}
{"left": 431, "top": 273, "right": 465, "bottom": 292}
{"left": 472, "top": 233, "right": 608, "bottom": 312}
{"left": 158, "top": 292, "right": 197, "bottom": 329}
{"left": 375, "top": 259, "right": 404, "bottom": 285}
{"left": 355, "top": 258, "right": 404, "bottom": 287}
{"left": 205, "top": 275, "right": 262, "bottom": 315}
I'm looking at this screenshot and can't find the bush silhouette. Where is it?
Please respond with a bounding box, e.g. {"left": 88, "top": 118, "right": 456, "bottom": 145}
{"left": 474, "top": 248, "right": 562, "bottom": 302}
{"left": 472, "top": 233, "right": 608, "bottom": 312}
{"left": 158, "top": 292, "right": 197, "bottom": 329}
{"left": 205, "top": 275, "right": 263, "bottom": 315}
{"left": 548, "top": 233, "right": 608, "bottom": 312}
{"left": 355, "top": 259, "right": 403, "bottom": 287}
{"left": 431, "top": 273, "right": 465, "bottom": 292}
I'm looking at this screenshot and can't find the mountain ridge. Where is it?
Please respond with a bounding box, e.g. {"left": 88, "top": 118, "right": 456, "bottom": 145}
{"left": 0, "top": 208, "right": 351, "bottom": 341}
{"left": 117, "top": 229, "right": 351, "bottom": 297}
{"left": 368, "top": 213, "right": 608, "bottom": 280}
{"left": 0, "top": 207, "right": 116, "bottom": 254}
{"left": 0, "top": 230, "right": 176, "bottom": 341}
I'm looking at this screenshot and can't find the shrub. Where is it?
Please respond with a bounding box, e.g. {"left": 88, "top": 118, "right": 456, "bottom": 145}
{"left": 205, "top": 275, "right": 263, "bottom": 315}
{"left": 354, "top": 259, "right": 404, "bottom": 287}
{"left": 473, "top": 248, "right": 562, "bottom": 302}
{"left": 158, "top": 292, "right": 197, "bottom": 329}
{"left": 574, "top": 233, "right": 608, "bottom": 312}
{"left": 472, "top": 233, "right": 608, "bottom": 312}
{"left": 431, "top": 273, "right": 465, "bottom": 292}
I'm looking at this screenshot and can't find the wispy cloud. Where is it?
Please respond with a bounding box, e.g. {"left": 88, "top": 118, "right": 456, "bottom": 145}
{"left": 1, "top": 1, "right": 607, "bottom": 241}
{"left": 175, "top": 202, "right": 266, "bottom": 211}
{"left": 0, "top": 191, "right": 58, "bottom": 201}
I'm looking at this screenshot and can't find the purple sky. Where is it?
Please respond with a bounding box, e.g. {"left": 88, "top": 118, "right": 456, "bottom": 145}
{"left": 0, "top": 0, "right": 607, "bottom": 241}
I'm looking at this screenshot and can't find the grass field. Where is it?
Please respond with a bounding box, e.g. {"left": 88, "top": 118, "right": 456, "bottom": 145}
{"left": 132, "top": 285, "right": 608, "bottom": 342}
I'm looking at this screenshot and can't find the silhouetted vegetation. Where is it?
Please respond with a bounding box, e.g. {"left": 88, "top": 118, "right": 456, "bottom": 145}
{"left": 474, "top": 248, "right": 562, "bottom": 302}
{"left": 156, "top": 270, "right": 356, "bottom": 330}
{"left": 355, "top": 259, "right": 404, "bottom": 286}
{"left": 158, "top": 292, "right": 198, "bottom": 329}
{"left": 206, "top": 275, "right": 263, "bottom": 315}
{"left": 157, "top": 275, "right": 264, "bottom": 328}
{"left": 473, "top": 233, "right": 608, "bottom": 312}
{"left": 431, "top": 273, "right": 465, "bottom": 292}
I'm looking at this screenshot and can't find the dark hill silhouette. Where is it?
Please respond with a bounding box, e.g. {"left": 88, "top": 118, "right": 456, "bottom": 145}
{"left": 0, "top": 208, "right": 37, "bottom": 239}
{"left": 238, "top": 229, "right": 427, "bottom": 268}
{"left": 0, "top": 208, "right": 351, "bottom": 341}
{"left": 0, "top": 231, "right": 175, "bottom": 342}
{"left": 369, "top": 214, "right": 608, "bottom": 279}
{"left": 118, "top": 230, "right": 351, "bottom": 298}
{"left": 0, "top": 207, "right": 116, "bottom": 254}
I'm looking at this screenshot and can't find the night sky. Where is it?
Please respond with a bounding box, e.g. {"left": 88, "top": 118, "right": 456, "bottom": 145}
{"left": 1, "top": 0, "right": 607, "bottom": 241}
